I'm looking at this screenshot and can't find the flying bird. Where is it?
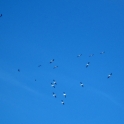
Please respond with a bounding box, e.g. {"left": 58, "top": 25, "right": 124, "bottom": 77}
{"left": 89, "top": 54, "right": 94, "bottom": 57}
{"left": 18, "top": 69, "right": 20, "bottom": 72}
{"left": 86, "top": 62, "right": 90, "bottom": 68}
{"left": 35, "top": 79, "right": 36, "bottom": 81}
{"left": 0, "top": 14, "right": 2, "bottom": 17}
{"left": 100, "top": 51, "right": 105, "bottom": 54}
{"left": 63, "top": 92, "right": 66, "bottom": 98}
{"left": 51, "top": 83, "right": 55, "bottom": 88}
{"left": 38, "top": 65, "right": 41, "bottom": 67}
{"left": 50, "top": 59, "right": 54, "bottom": 63}
{"left": 80, "top": 82, "right": 84, "bottom": 87}
{"left": 53, "top": 80, "right": 57, "bottom": 85}
{"left": 108, "top": 73, "right": 112, "bottom": 78}
{"left": 53, "top": 66, "right": 58, "bottom": 69}
{"left": 77, "top": 54, "right": 82, "bottom": 57}
{"left": 61, "top": 100, "right": 64, "bottom": 105}
{"left": 53, "top": 92, "right": 56, "bottom": 98}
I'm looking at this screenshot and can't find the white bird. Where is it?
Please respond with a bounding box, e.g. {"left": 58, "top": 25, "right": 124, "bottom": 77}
{"left": 89, "top": 54, "right": 94, "bottom": 57}
{"left": 53, "top": 66, "right": 58, "bottom": 69}
{"left": 61, "top": 100, "right": 64, "bottom": 105}
{"left": 50, "top": 59, "right": 54, "bottom": 63}
{"left": 100, "top": 51, "right": 105, "bottom": 54}
{"left": 80, "top": 82, "right": 84, "bottom": 87}
{"left": 108, "top": 73, "right": 112, "bottom": 78}
{"left": 53, "top": 92, "right": 56, "bottom": 98}
{"left": 51, "top": 83, "right": 55, "bottom": 88}
{"left": 86, "top": 62, "right": 90, "bottom": 68}
{"left": 53, "top": 80, "right": 57, "bottom": 85}
{"left": 77, "top": 54, "right": 82, "bottom": 57}
{"left": 63, "top": 92, "right": 66, "bottom": 98}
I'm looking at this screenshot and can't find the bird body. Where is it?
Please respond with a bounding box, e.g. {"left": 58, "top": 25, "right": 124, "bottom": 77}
{"left": 61, "top": 100, "right": 64, "bottom": 105}
{"left": 51, "top": 83, "right": 55, "bottom": 88}
{"left": 53, "top": 80, "right": 57, "bottom": 85}
{"left": 53, "top": 92, "right": 56, "bottom": 98}
{"left": 77, "top": 54, "right": 82, "bottom": 57}
{"left": 89, "top": 54, "right": 94, "bottom": 57}
{"left": 108, "top": 73, "right": 112, "bottom": 78}
{"left": 63, "top": 92, "right": 66, "bottom": 98}
{"left": 53, "top": 66, "right": 58, "bottom": 69}
{"left": 50, "top": 59, "right": 54, "bottom": 63}
{"left": 100, "top": 51, "right": 105, "bottom": 54}
{"left": 80, "top": 82, "right": 84, "bottom": 87}
{"left": 38, "top": 65, "right": 41, "bottom": 67}
{"left": 86, "top": 62, "right": 90, "bottom": 68}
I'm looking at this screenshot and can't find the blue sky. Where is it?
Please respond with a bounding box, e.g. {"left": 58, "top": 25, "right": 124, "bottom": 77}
{"left": 0, "top": 0, "right": 124, "bottom": 123}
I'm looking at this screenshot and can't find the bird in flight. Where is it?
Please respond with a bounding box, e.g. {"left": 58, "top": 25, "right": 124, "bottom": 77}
{"left": 53, "top": 92, "right": 56, "bottom": 98}
{"left": 0, "top": 14, "right": 2, "bottom": 17}
{"left": 63, "top": 92, "right": 66, "bottom": 98}
{"left": 50, "top": 59, "right": 54, "bottom": 63}
{"left": 35, "top": 79, "right": 36, "bottom": 81}
{"left": 61, "top": 100, "right": 64, "bottom": 105}
{"left": 86, "top": 62, "right": 90, "bottom": 68}
{"left": 100, "top": 51, "right": 105, "bottom": 54}
{"left": 80, "top": 82, "right": 84, "bottom": 87}
{"left": 53, "top": 80, "right": 57, "bottom": 85}
{"left": 38, "top": 65, "right": 41, "bottom": 67}
{"left": 18, "top": 69, "right": 20, "bottom": 72}
{"left": 89, "top": 54, "right": 94, "bottom": 57}
{"left": 77, "top": 54, "right": 82, "bottom": 57}
{"left": 108, "top": 73, "right": 112, "bottom": 78}
{"left": 51, "top": 83, "right": 55, "bottom": 88}
{"left": 53, "top": 66, "right": 58, "bottom": 69}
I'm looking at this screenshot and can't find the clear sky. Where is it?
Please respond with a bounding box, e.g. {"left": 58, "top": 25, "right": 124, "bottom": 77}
{"left": 0, "top": 0, "right": 124, "bottom": 124}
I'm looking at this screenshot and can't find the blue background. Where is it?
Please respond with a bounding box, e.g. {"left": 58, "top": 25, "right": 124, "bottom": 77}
{"left": 0, "top": 0, "right": 124, "bottom": 123}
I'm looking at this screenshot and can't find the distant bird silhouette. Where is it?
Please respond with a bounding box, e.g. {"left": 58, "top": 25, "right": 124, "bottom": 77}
{"left": 108, "top": 73, "right": 112, "bottom": 78}
{"left": 86, "top": 62, "right": 90, "bottom": 68}
{"left": 61, "top": 100, "right": 64, "bottom": 105}
{"left": 89, "top": 54, "right": 94, "bottom": 57}
{"left": 51, "top": 83, "right": 55, "bottom": 88}
{"left": 50, "top": 59, "right": 54, "bottom": 63}
{"left": 38, "top": 65, "right": 41, "bottom": 67}
{"left": 35, "top": 79, "right": 36, "bottom": 81}
{"left": 63, "top": 92, "right": 66, "bottom": 98}
{"left": 100, "top": 51, "right": 105, "bottom": 54}
{"left": 53, "top": 66, "right": 58, "bottom": 69}
{"left": 53, "top": 92, "right": 56, "bottom": 98}
{"left": 18, "top": 69, "right": 20, "bottom": 72}
{"left": 0, "top": 14, "right": 2, "bottom": 17}
{"left": 77, "top": 54, "right": 82, "bottom": 57}
{"left": 53, "top": 80, "right": 57, "bottom": 85}
{"left": 80, "top": 82, "right": 84, "bottom": 87}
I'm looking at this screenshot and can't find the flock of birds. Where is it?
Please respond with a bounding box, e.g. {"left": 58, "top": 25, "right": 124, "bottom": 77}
{"left": 0, "top": 14, "right": 113, "bottom": 106}
{"left": 17, "top": 51, "right": 112, "bottom": 105}
{"left": 51, "top": 79, "right": 66, "bottom": 105}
